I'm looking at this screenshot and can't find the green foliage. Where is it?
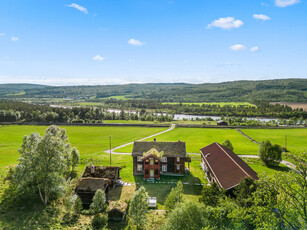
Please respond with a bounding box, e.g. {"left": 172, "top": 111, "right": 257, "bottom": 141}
{"left": 92, "top": 213, "right": 108, "bottom": 230}
{"left": 199, "top": 183, "right": 225, "bottom": 207}
{"left": 14, "top": 125, "right": 78, "bottom": 205}
{"left": 234, "top": 177, "right": 257, "bottom": 208}
{"left": 165, "top": 180, "right": 184, "bottom": 212}
{"left": 163, "top": 202, "right": 206, "bottom": 230}
{"left": 90, "top": 189, "right": 107, "bottom": 214}
{"left": 128, "top": 186, "right": 148, "bottom": 229}
{"left": 71, "top": 147, "right": 79, "bottom": 172}
{"left": 74, "top": 195, "right": 83, "bottom": 214}
{"left": 222, "top": 140, "right": 234, "bottom": 151}
{"left": 259, "top": 140, "right": 282, "bottom": 167}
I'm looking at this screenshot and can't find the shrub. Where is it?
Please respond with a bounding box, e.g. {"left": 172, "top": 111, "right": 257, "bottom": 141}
{"left": 92, "top": 213, "right": 108, "bottom": 230}
{"left": 259, "top": 140, "right": 282, "bottom": 167}
{"left": 90, "top": 189, "right": 107, "bottom": 214}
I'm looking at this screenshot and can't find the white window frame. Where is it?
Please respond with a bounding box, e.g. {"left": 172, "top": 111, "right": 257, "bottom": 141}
{"left": 137, "top": 156, "right": 142, "bottom": 162}
{"left": 150, "top": 158, "right": 154, "bottom": 165}
{"left": 137, "top": 164, "right": 142, "bottom": 171}
{"left": 177, "top": 157, "right": 180, "bottom": 162}
{"left": 162, "top": 156, "right": 167, "bottom": 162}
{"left": 162, "top": 165, "right": 167, "bottom": 172}
{"left": 177, "top": 165, "right": 180, "bottom": 170}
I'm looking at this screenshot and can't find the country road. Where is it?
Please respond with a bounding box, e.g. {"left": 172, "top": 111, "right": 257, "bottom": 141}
{"left": 104, "top": 124, "right": 176, "bottom": 154}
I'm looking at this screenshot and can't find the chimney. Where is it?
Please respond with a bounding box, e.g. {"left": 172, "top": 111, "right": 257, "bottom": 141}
{"left": 154, "top": 138, "right": 156, "bottom": 141}
{"left": 91, "top": 165, "right": 95, "bottom": 174}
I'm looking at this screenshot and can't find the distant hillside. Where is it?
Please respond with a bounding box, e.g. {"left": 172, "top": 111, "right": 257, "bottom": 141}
{"left": 0, "top": 84, "right": 47, "bottom": 97}
{"left": 0, "top": 79, "right": 307, "bottom": 102}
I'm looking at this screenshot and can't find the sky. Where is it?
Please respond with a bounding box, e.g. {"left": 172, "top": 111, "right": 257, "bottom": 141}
{"left": 0, "top": 0, "right": 306, "bottom": 85}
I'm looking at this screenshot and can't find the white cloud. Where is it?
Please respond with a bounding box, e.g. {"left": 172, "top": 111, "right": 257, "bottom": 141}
{"left": 67, "top": 3, "right": 88, "bottom": 14}
{"left": 0, "top": 33, "right": 5, "bottom": 37}
{"left": 261, "top": 2, "right": 270, "bottom": 7}
{"left": 128, "top": 38, "right": 145, "bottom": 46}
{"left": 92, "top": 55, "right": 105, "bottom": 61}
{"left": 11, "top": 37, "right": 19, "bottom": 41}
{"left": 253, "top": 14, "right": 271, "bottom": 21}
{"left": 250, "top": 46, "right": 260, "bottom": 52}
{"left": 230, "top": 44, "right": 246, "bottom": 51}
{"left": 275, "top": 0, "right": 300, "bottom": 7}
{"left": 207, "top": 17, "right": 244, "bottom": 29}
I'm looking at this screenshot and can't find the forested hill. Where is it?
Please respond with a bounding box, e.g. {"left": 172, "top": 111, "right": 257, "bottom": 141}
{"left": 1, "top": 79, "right": 307, "bottom": 102}
{"left": 0, "top": 84, "right": 47, "bottom": 97}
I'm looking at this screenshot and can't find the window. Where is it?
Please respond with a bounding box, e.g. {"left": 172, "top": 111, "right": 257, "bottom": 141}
{"left": 150, "top": 159, "right": 154, "bottom": 165}
{"left": 137, "top": 156, "right": 142, "bottom": 162}
{"left": 145, "top": 169, "right": 149, "bottom": 175}
{"left": 155, "top": 159, "right": 158, "bottom": 164}
{"left": 137, "top": 164, "right": 142, "bottom": 171}
{"left": 162, "top": 156, "right": 167, "bottom": 162}
{"left": 177, "top": 165, "right": 180, "bottom": 171}
{"left": 155, "top": 169, "right": 158, "bottom": 175}
{"left": 177, "top": 157, "right": 180, "bottom": 162}
{"left": 162, "top": 165, "right": 167, "bottom": 172}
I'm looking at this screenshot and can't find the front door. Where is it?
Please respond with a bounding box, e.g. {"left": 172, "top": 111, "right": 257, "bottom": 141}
{"left": 150, "top": 169, "right": 154, "bottom": 178}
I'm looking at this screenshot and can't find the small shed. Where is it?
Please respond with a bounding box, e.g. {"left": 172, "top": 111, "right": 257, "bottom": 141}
{"left": 82, "top": 166, "right": 121, "bottom": 187}
{"left": 76, "top": 178, "right": 110, "bottom": 207}
{"left": 108, "top": 200, "right": 128, "bottom": 221}
{"left": 217, "top": 120, "right": 228, "bottom": 126}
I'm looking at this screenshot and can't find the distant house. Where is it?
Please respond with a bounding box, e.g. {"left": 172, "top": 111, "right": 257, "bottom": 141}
{"left": 108, "top": 200, "right": 128, "bottom": 221}
{"left": 217, "top": 120, "right": 228, "bottom": 126}
{"left": 132, "top": 140, "right": 191, "bottom": 179}
{"left": 200, "top": 142, "right": 258, "bottom": 190}
{"left": 76, "top": 166, "right": 122, "bottom": 207}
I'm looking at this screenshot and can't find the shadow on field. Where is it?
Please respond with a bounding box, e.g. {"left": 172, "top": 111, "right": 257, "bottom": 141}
{"left": 108, "top": 185, "right": 123, "bottom": 201}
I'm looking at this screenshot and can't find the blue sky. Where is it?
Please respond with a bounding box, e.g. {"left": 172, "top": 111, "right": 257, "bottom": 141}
{"left": 0, "top": 0, "right": 306, "bottom": 85}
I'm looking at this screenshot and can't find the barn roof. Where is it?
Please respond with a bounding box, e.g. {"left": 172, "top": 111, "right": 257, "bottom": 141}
{"left": 76, "top": 178, "right": 109, "bottom": 192}
{"left": 132, "top": 141, "right": 186, "bottom": 157}
{"left": 108, "top": 200, "right": 128, "bottom": 214}
{"left": 200, "top": 142, "right": 258, "bottom": 190}
{"left": 82, "top": 166, "right": 121, "bottom": 180}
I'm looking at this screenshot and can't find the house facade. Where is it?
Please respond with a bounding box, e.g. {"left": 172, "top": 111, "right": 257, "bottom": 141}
{"left": 132, "top": 140, "right": 190, "bottom": 179}
{"left": 200, "top": 142, "right": 258, "bottom": 190}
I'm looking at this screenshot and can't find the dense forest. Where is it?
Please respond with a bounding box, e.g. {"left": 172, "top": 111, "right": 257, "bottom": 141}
{"left": 1, "top": 78, "right": 307, "bottom": 102}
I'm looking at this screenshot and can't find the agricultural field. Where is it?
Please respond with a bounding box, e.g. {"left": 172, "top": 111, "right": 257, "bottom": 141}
{"left": 162, "top": 102, "right": 255, "bottom": 107}
{"left": 270, "top": 102, "right": 307, "bottom": 111}
{"left": 241, "top": 128, "right": 307, "bottom": 154}
{"left": 0, "top": 125, "right": 168, "bottom": 169}
{"left": 117, "top": 127, "right": 259, "bottom": 155}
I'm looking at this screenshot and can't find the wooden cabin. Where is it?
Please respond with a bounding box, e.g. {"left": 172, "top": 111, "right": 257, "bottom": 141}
{"left": 200, "top": 142, "right": 258, "bottom": 190}
{"left": 132, "top": 140, "right": 191, "bottom": 179}
{"left": 108, "top": 200, "right": 128, "bottom": 221}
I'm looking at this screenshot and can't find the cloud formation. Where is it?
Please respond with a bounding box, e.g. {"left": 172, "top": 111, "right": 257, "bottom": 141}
{"left": 207, "top": 17, "right": 243, "bottom": 29}
{"left": 128, "top": 38, "right": 145, "bottom": 46}
{"left": 253, "top": 14, "right": 271, "bottom": 21}
{"left": 230, "top": 44, "right": 246, "bottom": 51}
{"left": 275, "top": 0, "right": 300, "bottom": 7}
{"left": 11, "top": 37, "right": 19, "bottom": 41}
{"left": 250, "top": 46, "right": 260, "bottom": 52}
{"left": 67, "top": 3, "right": 88, "bottom": 14}
{"left": 92, "top": 55, "right": 105, "bottom": 61}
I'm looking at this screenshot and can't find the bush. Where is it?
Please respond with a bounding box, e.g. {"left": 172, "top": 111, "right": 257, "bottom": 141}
{"left": 90, "top": 189, "right": 107, "bottom": 214}
{"left": 92, "top": 213, "right": 108, "bottom": 230}
{"left": 222, "top": 140, "right": 234, "bottom": 151}
{"left": 74, "top": 195, "right": 83, "bottom": 214}
{"left": 259, "top": 140, "right": 282, "bottom": 167}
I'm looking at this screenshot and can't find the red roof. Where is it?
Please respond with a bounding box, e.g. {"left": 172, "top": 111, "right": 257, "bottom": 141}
{"left": 200, "top": 142, "right": 258, "bottom": 190}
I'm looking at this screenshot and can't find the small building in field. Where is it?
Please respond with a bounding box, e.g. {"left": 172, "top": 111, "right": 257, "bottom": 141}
{"left": 108, "top": 200, "right": 128, "bottom": 221}
{"left": 82, "top": 165, "right": 121, "bottom": 187}
{"left": 132, "top": 140, "right": 190, "bottom": 179}
{"left": 217, "top": 120, "right": 228, "bottom": 126}
{"left": 200, "top": 142, "right": 258, "bottom": 190}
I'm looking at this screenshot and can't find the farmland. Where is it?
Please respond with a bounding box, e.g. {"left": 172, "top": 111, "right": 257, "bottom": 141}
{"left": 117, "top": 127, "right": 260, "bottom": 155}
{"left": 162, "top": 102, "right": 255, "bottom": 107}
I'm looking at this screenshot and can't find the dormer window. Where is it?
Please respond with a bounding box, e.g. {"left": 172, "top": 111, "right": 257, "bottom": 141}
{"left": 177, "top": 157, "right": 180, "bottom": 162}
{"left": 162, "top": 156, "right": 167, "bottom": 162}
{"left": 137, "top": 156, "right": 142, "bottom": 162}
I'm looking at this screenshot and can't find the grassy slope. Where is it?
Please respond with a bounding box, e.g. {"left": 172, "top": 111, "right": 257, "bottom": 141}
{"left": 117, "top": 127, "right": 259, "bottom": 155}
{"left": 0, "top": 125, "right": 167, "bottom": 169}
{"left": 241, "top": 128, "right": 307, "bottom": 154}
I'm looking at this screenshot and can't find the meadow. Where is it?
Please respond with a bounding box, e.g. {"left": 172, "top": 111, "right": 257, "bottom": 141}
{"left": 117, "top": 127, "right": 260, "bottom": 155}
{"left": 241, "top": 128, "right": 307, "bottom": 154}
{"left": 162, "top": 102, "right": 255, "bottom": 107}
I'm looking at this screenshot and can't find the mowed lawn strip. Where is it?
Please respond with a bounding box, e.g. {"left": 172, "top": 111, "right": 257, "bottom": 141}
{"left": 241, "top": 128, "right": 307, "bottom": 154}
{"left": 116, "top": 127, "right": 259, "bottom": 155}
{"left": 0, "top": 125, "right": 167, "bottom": 168}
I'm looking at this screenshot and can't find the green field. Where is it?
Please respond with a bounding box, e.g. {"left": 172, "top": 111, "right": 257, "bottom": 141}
{"left": 0, "top": 125, "right": 167, "bottom": 169}
{"left": 162, "top": 102, "right": 255, "bottom": 107}
{"left": 117, "top": 127, "right": 259, "bottom": 155}
{"left": 241, "top": 128, "right": 307, "bottom": 154}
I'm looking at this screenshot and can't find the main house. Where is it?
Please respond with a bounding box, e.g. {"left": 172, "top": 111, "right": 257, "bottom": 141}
{"left": 200, "top": 142, "right": 258, "bottom": 190}
{"left": 132, "top": 140, "right": 191, "bottom": 179}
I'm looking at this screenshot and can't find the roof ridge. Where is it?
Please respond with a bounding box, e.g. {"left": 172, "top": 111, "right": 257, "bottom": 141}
{"left": 216, "top": 143, "right": 251, "bottom": 178}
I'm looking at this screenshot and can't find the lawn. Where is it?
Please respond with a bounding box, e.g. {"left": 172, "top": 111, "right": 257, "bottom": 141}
{"left": 241, "top": 128, "right": 307, "bottom": 154}
{"left": 116, "top": 127, "right": 259, "bottom": 155}
{"left": 0, "top": 125, "right": 168, "bottom": 169}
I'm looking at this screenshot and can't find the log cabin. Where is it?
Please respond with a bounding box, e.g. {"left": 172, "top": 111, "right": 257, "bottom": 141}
{"left": 200, "top": 142, "right": 258, "bottom": 190}
{"left": 132, "top": 140, "right": 191, "bottom": 179}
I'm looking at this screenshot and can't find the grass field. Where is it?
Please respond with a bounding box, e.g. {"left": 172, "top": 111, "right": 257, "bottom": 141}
{"left": 117, "top": 127, "right": 259, "bottom": 155}
{"left": 162, "top": 102, "right": 255, "bottom": 107}
{"left": 241, "top": 128, "right": 307, "bottom": 154}
{"left": 0, "top": 125, "right": 167, "bottom": 169}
